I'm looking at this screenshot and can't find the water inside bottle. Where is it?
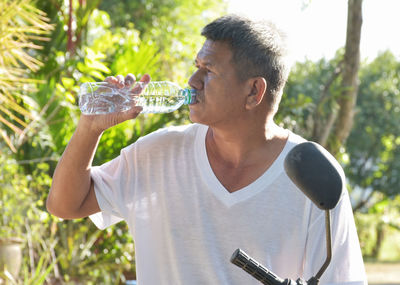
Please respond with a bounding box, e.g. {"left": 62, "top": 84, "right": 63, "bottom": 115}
{"left": 136, "top": 94, "right": 186, "bottom": 113}
{"left": 79, "top": 81, "right": 195, "bottom": 115}
{"left": 80, "top": 89, "right": 132, "bottom": 114}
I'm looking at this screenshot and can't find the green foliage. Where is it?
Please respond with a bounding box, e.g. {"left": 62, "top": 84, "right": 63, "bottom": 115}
{"left": 2, "top": 0, "right": 227, "bottom": 282}
{"left": 0, "top": 149, "right": 56, "bottom": 283}
{"left": 278, "top": 51, "right": 344, "bottom": 139}
{"left": 22, "top": 254, "right": 57, "bottom": 285}
{"left": 280, "top": 50, "right": 400, "bottom": 199}
{"left": 346, "top": 51, "right": 400, "bottom": 198}
{"left": 111, "top": 32, "right": 161, "bottom": 77}
{"left": 0, "top": 155, "right": 32, "bottom": 238}
{"left": 47, "top": 219, "right": 134, "bottom": 284}
{"left": 282, "top": 51, "right": 400, "bottom": 261}
{"left": 0, "top": 0, "right": 53, "bottom": 151}
{"left": 355, "top": 195, "right": 400, "bottom": 260}
{"left": 7, "top": 0, "right": 399, "bottom": 280}
{"left": 0, "top": 149, "right": 136, "bottom": 283}
{"left": 99, "top": 0, "right": 227, "bottom": 82}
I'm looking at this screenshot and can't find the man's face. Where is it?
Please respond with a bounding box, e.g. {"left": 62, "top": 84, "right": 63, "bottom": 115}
{"left": 188, "top": 40, "right": 250, "bottom": 127}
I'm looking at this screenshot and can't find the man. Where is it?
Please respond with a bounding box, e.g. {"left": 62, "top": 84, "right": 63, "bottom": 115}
{"left": 47, "top": 15, "right": 367, "bottom": 284}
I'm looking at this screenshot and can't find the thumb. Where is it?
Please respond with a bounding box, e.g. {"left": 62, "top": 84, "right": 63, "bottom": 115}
{"left": 105, "top": 106, "right": 143, "bottom": 129}
{"left": 120, "top": 106, "right": 143, "bottom": 121}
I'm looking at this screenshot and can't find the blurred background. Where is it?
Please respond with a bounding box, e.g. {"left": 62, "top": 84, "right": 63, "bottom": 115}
{"left": 0, "top": 0, "right": 399, "bottom": 284}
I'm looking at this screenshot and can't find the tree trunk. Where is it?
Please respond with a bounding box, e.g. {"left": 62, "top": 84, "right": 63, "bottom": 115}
{"left": 330, "top": 0, "right": 363, "bottom": 154}
{"left": 371, "top": 222, "right": 385, "bottom": 259}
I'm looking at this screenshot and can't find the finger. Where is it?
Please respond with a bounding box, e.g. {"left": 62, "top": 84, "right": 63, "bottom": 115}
{"left": 130, "top": 106, "right": 143, "bottom": 114}
{"left": 125, "top": 73, "right": 136, "bottom": 88}
{"left": 116, "top": 75, "right": 125, "bottom": 88}
{"left": 131, "top": 74, "right": 151, "bottom": 95}
{"left": 120, "top": 106, "right": 143, "bottom": 121}
{"left": 139, "top": 73, "right": 151, "bottom": 84}
{"left": 105, "top": 76, "right": 117, "bottom": 84}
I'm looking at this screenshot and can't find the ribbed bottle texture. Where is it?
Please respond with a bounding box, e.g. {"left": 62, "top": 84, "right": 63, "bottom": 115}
{"left": 79, "top": 81, "right": 197, "bottom": 115}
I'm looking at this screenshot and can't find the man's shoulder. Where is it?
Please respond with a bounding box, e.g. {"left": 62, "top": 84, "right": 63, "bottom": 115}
{"left": 286, "top": 130, "right": 307, "bottom": 149}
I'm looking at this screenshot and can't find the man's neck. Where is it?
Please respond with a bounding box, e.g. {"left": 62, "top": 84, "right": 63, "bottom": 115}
{"left": 205, "top": 119, "right": 288, "bottom": 168}
{"left": 204, "top": 119, "right": 288, "bottom": 193}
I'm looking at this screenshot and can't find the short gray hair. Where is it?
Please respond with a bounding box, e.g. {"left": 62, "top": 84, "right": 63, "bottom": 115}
{"left": 201, "top": 14, "right": 290, "bottom": 110}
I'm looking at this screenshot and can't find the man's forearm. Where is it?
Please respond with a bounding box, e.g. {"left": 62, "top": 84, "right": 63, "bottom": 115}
{"left": 47, "top": 118, "right": 102, "bottom": 219}
{"left": 47, "top": 74, "right": 146, "bottom": 219}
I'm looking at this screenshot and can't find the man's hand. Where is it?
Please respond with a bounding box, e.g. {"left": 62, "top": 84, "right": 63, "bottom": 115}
{"left": 81, "top": 73, "right": 151, "bottom": 135}
{"left": 47, "top": 73, "right": 151, "bottom": 219}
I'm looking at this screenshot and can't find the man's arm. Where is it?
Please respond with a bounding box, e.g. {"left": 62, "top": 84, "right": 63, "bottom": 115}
{"left": 47, "top": 74, "right": 149, "bottom": 219}
{"left": 47, "top": 117, "right": 102, "bottom": 219}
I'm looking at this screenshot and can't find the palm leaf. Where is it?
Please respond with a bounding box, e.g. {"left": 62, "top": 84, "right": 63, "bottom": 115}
{"left": 0, "top": 0, "right": 53, "bottom": 151}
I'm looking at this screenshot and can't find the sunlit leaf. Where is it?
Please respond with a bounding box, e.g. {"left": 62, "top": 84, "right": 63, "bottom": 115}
{"left": 65, "top": 92, "right": 75, "bottom": 104}
{"left": 0, "top": 0, "right": 53, "bottom": 150}
{"left": 61, "top": 77, "right": 76, "bottom": 89}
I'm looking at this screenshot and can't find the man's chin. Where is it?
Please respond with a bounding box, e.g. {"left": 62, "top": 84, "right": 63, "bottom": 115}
{"left": 188, "top": 109, "right": 203, "bottom": 124}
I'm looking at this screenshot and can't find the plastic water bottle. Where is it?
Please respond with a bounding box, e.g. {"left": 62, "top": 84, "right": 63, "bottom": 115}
{"left": 79, "top": 81, "right": 197, "bottom": 115}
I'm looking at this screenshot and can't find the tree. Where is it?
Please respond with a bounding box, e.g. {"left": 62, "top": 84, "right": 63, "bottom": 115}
{"left": 347, "top": 51, "right": 400, "bottom": 204}
{"left": 98, "top": 0, "right": 227, "bottom": 82}
{"left": 281, "top": 49, "right": 400, "bottom": 203}
{"left": 329, "top": 0, "right": 363, "bottom": 153}
{"left": 1, "top": 1, "right": 228, "bottom": 282}
{"left": 0, "top": 0, "right": 53, "bottom": 152}
{"left": 288, "top": 0, "right": 363, "bottom": 154}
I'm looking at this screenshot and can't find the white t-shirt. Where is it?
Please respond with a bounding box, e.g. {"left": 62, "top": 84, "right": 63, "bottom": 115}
{"left": 90, "top": 123, "right": 367, "bottom": 285}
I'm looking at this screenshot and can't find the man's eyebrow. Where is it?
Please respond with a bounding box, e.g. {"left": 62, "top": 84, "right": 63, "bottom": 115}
{"left": 194, "top": 58, "right": 214, "bottom": 67}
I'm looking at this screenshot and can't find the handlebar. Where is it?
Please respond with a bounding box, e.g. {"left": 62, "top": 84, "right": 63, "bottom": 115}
{"left": 230, "top": 248, "right": 319, "bottom": 285}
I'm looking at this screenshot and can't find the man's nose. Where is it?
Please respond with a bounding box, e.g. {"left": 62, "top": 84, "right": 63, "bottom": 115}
{"left": 188, "top": 70, "right": 204, "bottom": 91}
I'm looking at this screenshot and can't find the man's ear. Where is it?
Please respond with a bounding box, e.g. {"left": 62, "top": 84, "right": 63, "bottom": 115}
{"left": 245, "top": 77, "right": 267, "bottom": 110}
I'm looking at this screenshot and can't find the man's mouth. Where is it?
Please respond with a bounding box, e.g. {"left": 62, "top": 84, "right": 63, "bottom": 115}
{"left": 188, "top": 89, "right": 199, "bottom": 105}
{"left": 189, "top": 93, "right": 201, "bottom": 104}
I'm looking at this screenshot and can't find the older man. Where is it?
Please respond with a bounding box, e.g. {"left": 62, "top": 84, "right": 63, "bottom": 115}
{"left": 47, "top": 14, "right": 367, "bottom": 284}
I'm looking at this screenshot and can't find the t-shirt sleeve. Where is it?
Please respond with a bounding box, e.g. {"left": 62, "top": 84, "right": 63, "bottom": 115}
{"left": 89, "top": 144, "right": 137, "bottom": 230}
{"left": 303, "top": 190, "right": 367, "bottom": 285}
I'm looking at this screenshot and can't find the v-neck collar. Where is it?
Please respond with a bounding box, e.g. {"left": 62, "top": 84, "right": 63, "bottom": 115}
{"left": 194, "top": 124, "right": 294, "bottom": 207}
